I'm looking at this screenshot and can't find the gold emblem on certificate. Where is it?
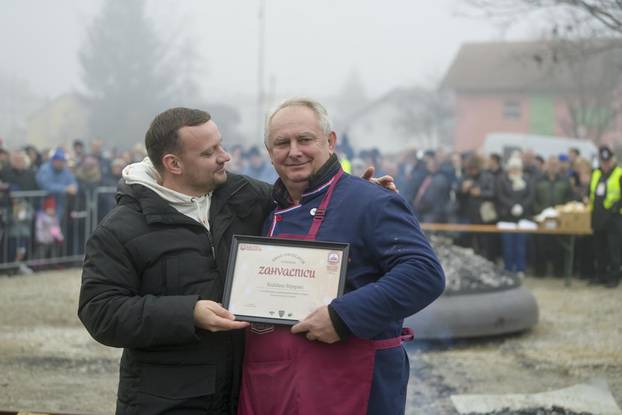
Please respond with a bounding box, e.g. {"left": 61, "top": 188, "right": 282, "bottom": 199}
{"left": 223, "top": 235, "right": 349, "bottom": 325}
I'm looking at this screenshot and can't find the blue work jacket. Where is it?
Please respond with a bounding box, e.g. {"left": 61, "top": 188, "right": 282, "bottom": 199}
{"left": 263, "top": 171, "right": 445, "bottom": 414}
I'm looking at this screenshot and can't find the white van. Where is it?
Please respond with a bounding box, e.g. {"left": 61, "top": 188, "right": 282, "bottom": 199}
{"left": 482, "top": 132, "right": 598, "bottom": 162}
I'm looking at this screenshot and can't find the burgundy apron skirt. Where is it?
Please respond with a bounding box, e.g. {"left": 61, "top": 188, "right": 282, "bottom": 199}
{"left": 237, "top": 171, "right": 413, "bottom": 415}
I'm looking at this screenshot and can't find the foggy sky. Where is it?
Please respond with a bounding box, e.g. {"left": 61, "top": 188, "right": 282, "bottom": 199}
{"left": 0, "top": 0, "right": 526, "bottom": 102}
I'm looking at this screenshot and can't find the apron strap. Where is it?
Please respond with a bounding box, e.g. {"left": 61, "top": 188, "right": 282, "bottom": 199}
{"left": 306, "top": 169, "right": 344, "bottom": 240}
{"left": 372, "top": 327, "right": 415, "bottom": 350}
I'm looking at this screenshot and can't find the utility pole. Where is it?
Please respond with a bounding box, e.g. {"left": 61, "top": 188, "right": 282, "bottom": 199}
{"left": 257, "top": 0, "right": 266, "bottom": 140}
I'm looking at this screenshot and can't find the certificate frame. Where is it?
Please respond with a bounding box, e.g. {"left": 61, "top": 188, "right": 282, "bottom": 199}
{"left": 222, "top": 235, "right": 349, "bottom": 326}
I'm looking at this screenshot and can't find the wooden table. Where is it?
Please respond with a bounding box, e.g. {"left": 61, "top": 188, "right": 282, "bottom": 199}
{"left": 420, "top": 223, "right": 592, "bottom": 286}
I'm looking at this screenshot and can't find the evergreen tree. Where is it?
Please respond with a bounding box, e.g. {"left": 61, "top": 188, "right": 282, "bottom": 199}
{"left": 79, "top": 0, "right": 197, "bottom": 146}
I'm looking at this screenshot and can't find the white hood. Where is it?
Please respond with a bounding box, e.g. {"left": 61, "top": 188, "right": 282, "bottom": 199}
{"left": 122, "top": 157, "right": 212, "bottom": 230}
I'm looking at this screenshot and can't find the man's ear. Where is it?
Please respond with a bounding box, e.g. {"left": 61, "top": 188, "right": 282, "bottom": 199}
{"left": 162, "top": 153, "right": 182, "bottom": 175}
{"left": 328, "top": 131, "right": 337, "bottom": 154}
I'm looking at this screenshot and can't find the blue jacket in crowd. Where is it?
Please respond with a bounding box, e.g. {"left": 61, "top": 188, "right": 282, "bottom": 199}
{"left": 35, "top": 161, "right": 78, "bottom": 220}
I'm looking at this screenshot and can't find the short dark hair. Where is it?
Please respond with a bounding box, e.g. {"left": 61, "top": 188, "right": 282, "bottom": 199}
{"left": 145, "top": 107, "right": 211, "bottom": 172}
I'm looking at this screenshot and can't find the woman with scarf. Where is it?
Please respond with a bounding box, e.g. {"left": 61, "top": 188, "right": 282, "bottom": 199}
{"left": 497, "top": 155, "right": 535, "bottom": 277}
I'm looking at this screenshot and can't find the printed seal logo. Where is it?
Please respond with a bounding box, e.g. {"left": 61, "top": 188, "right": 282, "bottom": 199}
{"left": 240, "top": 243, "right": 261, "bottom": 251}
{"left": 327, "top": 251, "right": 340, "bottom": 264}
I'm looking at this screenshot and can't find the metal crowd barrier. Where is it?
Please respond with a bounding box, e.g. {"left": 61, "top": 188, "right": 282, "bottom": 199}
{"left": 0, "top": 187, "right": 117, "bottom": 273}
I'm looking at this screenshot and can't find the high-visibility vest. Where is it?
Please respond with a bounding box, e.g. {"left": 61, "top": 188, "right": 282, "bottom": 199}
{"left": 340, "top": 156, "right": 352, "bottom": 174}
{"left": 589, "top": 165, "right": 622, "bottom": 213}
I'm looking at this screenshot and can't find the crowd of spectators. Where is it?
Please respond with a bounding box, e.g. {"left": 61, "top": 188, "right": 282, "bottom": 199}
{"left": 318, "top": 144, "right": 601, "bottom": 283}
{"left": 0, "top": 139, "right": 145, "bottom": 273}
{"left": 0, "top": 135, "right": 615, "bottom": 286}
{"left": 0, "top": 139, "right": 282, "bottom": 274}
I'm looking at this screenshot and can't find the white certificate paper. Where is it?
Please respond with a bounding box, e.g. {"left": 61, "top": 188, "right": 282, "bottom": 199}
{"left": 223, "top": 236, "right": 349, "bottom": 325}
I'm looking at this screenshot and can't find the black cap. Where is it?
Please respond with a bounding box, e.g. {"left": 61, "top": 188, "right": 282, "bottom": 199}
{"left": 599, "top": 145, "right": 613, "bottom": 161}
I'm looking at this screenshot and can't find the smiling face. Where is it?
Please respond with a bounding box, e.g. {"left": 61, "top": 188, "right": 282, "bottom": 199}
{"left": 173, "top": 120, "right": 231, "bottom": 195}
{"left": 266, "top": 105, "right": 336, "bottom": 199}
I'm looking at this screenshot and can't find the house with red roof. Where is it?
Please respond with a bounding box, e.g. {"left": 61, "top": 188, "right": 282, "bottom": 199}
{"left": 441, "top": 40, "right": 622, "bottom": 151}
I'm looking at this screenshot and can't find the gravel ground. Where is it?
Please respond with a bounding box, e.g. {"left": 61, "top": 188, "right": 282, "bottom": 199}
{"left": 462, "top": 409, "right": 592, "bottom": 415}
{"left": 0, "top": 269, "right": 620, "bottom": 414}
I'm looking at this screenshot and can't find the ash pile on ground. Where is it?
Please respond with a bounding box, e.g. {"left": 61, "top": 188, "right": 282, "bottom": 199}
{"left": 463, "top": 407, "right": 593, "bottom": 415}
{"left": 430, "top": 236, "right": 520, "bottom": 295}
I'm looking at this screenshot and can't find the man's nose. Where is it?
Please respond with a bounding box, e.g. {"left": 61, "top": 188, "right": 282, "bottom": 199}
{"left": 219, "top": 150, "right": 231, "bottom": 163}
{"left": 288, "top": 141, "right": 303, "bottom": 157}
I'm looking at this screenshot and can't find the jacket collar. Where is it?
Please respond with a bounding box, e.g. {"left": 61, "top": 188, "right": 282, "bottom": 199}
{"left": 118, "top": 172, "right": 252, "bottom": 227}
{"left": 273, "top": 153, "right": 342, "bottom": 208}
{"left": 117, "top": 182, "right": 201, "bottom": 227}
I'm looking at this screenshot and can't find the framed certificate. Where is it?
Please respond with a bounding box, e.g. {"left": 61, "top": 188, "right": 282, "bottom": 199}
{"left": 223, "top": 235, "right": 349, "bottom": 325}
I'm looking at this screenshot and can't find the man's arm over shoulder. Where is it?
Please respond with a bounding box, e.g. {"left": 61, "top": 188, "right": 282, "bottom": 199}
{"left": 330, "top": 191, "right": 445, "bottom": 339}
{"left": 78, "top": 219, "right": 199, "bottom": 349}
{"left": 243, "top": 174, "right": 274, "bottom": 216}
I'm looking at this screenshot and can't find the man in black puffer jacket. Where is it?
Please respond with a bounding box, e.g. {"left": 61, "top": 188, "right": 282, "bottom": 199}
{"left": 78, "top": 108, "right": 273, "bottom": 414}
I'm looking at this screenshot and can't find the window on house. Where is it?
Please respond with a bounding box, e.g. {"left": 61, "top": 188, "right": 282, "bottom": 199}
{"left": 503, "top": 100, "right": 521, "bottom": 119}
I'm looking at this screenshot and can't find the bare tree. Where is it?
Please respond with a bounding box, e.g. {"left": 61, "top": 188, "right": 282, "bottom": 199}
{"left": 465, "top": 0, "right": 622, "bottom": 36}
{"left": 548, "top": 39, "right": 622, "bottom": 143}
{"left": 463, "top": 1, "right": 622, "bottom": 143}
{"left": 0, "top": 73, "right": 43, "bottom": 146}
{"left": 80, "top": 0, "right": 201, "bottom": 147}
{"left": 394, "top": 88, "right": 454, "bottom": 149}
{"left": 332, "top": 69, "right": 370, "bottom": 133}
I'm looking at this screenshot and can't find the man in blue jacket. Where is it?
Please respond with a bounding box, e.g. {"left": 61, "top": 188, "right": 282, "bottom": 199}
{"left": 238, "top": 98, "right": 445, "bottom": 415}
{"left": 35, "top": 147, "right": 78, "bottom": 221}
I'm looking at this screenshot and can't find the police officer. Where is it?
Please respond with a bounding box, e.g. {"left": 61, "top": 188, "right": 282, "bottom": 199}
{"left": 589, "top": 145, "right": 622, "bottom": 288}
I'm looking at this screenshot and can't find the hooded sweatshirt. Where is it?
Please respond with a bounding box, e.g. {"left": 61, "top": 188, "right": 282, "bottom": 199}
{"left": 122, "top": 158, "right": 212, "bottom": 230}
